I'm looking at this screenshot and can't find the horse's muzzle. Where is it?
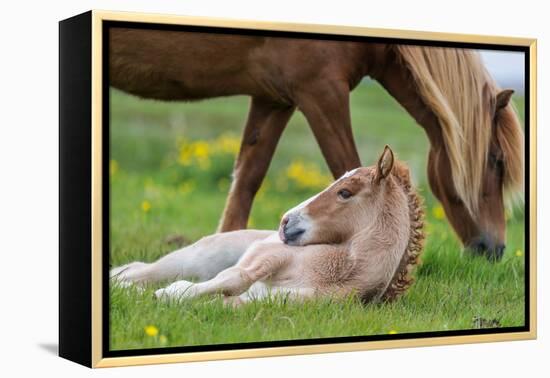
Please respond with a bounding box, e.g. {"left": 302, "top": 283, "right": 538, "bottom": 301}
{"left": 468, "top": 235, "right": 506, "bottom": 261}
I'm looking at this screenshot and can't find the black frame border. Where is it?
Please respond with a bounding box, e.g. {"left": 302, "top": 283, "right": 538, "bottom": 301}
{"left": 59, "top": 11, "right": 93, "bottom": 367}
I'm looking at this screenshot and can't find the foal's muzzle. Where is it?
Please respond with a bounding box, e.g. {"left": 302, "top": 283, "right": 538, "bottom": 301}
{"left": 279, "top": 214, "right": 306, "bottom": 245}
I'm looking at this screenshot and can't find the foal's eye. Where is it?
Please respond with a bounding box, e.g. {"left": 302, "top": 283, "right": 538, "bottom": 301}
{"left": 337, "top": 189, "right": 353, "bottom": 200}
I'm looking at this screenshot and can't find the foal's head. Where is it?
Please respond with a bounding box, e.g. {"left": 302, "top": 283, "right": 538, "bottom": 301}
{"left": 279, "top": 146, "right": 403, "bottom": 246}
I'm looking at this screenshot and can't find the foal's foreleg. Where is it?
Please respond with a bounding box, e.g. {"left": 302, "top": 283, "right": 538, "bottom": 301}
{"left": 154, "top": 240, "right": 288, "bottom": 300}
{"left": 297, "top": 81, "right": 361, "bottom": 177}
{"left": 154, "top": 265, "right": 253, "bottom": 300}
{"left": 218, "top": 98, "right": 295, "bottom": 232}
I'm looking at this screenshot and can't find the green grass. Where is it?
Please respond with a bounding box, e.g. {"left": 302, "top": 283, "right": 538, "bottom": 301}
{"left": 109, "top": 82, "right": 526, "bottom": 351}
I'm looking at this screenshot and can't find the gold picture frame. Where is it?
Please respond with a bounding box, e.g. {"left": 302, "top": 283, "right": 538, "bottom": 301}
{"left": 59, "top": 9, "right": 537, "bottom": 368}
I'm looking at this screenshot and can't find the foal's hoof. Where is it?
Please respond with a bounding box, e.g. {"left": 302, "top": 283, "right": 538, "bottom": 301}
{"left": 154, "top": 280, "right": 195, "bottom": 301}
{"left": 223, "top": 296, "right": 245, "bottom": 308}
{"left": 154, "top": 288, "right": 178, "bottom": 303}
{"left": 154, "top": 288, "right": 168, "bottom": 300}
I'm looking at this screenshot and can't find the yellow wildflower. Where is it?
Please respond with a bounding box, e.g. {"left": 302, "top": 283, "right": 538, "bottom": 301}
{"left": 144, "top": 325, "right": 159, "bottom": 337}
{"left": 141, "top": 200, "right": 152, "bottom": 213}
{"left": 178, "top": 140, "right": 194, "bottom": 166}
{"left": 515, "top": 250, "right": 523, "bottom": 257}
{"left": 178, "top": 139, "right": 210, "bottom": 167}
{"left": 193, "top": 141, "right": 211, "bottom": 170}
{"left": 388, "top": 330, "right": 398, "bottom": 335}
{"left": 286, "top": 160, "right": 331, "bottom": 190}
{"left": 214, "top": 134, "right": 240, "bottom": 155}
{"left": 432, "top": 205, "right": 445, "bottom": 220}
{"left": 193, "top": 141, "right": 210, "bottom": 158}
{"left": 286, "top": 161, "right": 306, "bottom": 181}
{"left": 109, "top": 159, "right": 119, "bottom": 176}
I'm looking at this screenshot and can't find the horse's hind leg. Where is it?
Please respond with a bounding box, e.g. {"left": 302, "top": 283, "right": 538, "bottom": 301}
{"left": 218, "top": 98, "right": 295, "bottom": 232}
{"left": 297, "top": 80, "right": 361, "bottom": 177}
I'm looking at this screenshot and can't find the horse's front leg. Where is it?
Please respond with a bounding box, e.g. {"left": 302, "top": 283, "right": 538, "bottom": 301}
{"left": 218, "top": 97, "right": 295, "bottom": 232}
{"left": 297, "top": 80, "right": 361, "bottom": 178}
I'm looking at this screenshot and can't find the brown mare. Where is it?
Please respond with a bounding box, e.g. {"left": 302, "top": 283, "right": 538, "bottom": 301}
{"left": 110, "top": 27, "right": 523, "bottom": 260}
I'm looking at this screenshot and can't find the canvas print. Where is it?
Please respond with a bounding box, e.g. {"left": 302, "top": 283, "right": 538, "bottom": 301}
{"left": 107, "top": 23, "right": 527, "bottom": 353}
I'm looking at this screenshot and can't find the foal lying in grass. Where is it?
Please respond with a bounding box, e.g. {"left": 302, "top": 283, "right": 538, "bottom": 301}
{"left": 111, "top": 146, "right": 425, "bottom": 304}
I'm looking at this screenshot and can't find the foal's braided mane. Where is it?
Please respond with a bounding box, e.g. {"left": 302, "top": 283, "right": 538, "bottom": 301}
{"left": 380, "top": 163, "right": 426, "bottom": 301}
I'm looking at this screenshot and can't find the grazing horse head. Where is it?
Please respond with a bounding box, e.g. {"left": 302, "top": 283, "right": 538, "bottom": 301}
{"left": 279, "top": 146, "right": 404, "bottom": 246}
{"left": 394, "top": 46, "right": 524, "bottom": 260}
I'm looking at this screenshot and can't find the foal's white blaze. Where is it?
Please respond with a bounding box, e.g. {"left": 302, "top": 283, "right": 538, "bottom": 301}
{"left": 280, "top": 193, "right": 319, "bottom": 243}
{"left": 340, "top": 168, "right": 359, "bottom": 180}
{"left": 283, "top": 168, "right": 358, "bottom": 217}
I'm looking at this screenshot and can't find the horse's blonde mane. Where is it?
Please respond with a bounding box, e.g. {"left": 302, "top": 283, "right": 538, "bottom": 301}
{"left": 394, "top": 45, "right": 524, "bottom": 215}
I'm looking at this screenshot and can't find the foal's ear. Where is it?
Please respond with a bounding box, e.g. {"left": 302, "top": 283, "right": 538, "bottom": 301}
{"left": 496, "top": 89, "right": 514, "bottom": 111}
{"left": 375, "top": 145, "right": 394, "bottom": 182}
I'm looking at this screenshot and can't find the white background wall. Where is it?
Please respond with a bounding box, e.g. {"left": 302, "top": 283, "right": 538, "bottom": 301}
{"left": 0, "top": 0, "right": 547, "bottom": 376}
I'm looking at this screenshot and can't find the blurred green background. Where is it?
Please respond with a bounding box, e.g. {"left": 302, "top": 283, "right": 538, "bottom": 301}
{"left": 109, "top": 81, "right": 526, "bottom": 350}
